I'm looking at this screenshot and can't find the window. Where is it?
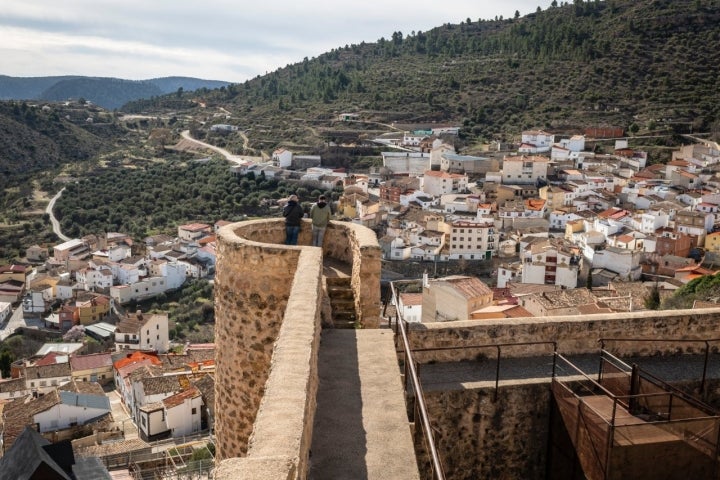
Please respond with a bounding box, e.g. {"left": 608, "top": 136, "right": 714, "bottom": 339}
{"left": 142, "top": 417, "right": 146, "bottom": 427}
{"left": 192, "top": 407, "right": 197, "bottom": 415}
{"left": 157, "top": 335, "right": 160, "bottom": 340}
{"left": 156, "top": 324, "right": 159, "bottom": 330}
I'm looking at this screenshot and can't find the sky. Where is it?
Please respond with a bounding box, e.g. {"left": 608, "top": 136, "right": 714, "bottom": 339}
{"left": 1, "top": 1, "right": 549, "bottom": 83}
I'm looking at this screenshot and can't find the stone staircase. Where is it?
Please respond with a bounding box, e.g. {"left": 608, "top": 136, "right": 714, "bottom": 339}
{"left": 325, "top": 276, "right": 357, "bottom": 328}
{"left": 323, "top": 257, "right": 358, "bottom": 329}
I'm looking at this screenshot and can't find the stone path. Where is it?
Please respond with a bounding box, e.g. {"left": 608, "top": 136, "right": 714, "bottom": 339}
{"left": 309, "top": 329, "right": 420, "bottom": 480}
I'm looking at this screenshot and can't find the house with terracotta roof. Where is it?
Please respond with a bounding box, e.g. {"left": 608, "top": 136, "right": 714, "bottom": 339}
{"left": 113, "top": 351, "right": 162, "bottom": 407}
{"left": 521, "top": 238, "right": 581, "bottom": 289}
{"left": 421, "top": 275, "right": 493, "bottom": 322}
{"left": 397, "top": 292, "right": 423, "bottom": 323}
{"left": 271, "top": 148, "right": 293, "bottom": 168}
{"left": 470, "top": 304, "right": 533, "bottom": 320}
{"left": 70, "top": 352, "right": 113, "bottom": 384}
{"left": 422, "top": 170, "right": 468, "bottom": 196}
{"left": 0, "top": 376, "right": 30, "bottom": 400}
{"left": 674, "top": 265, "right": 719, "bottom": 284}
{"left": 177, "top": 223, "right": 212, "bottom": 242}
{"left": 163, "top": 386, "right": 203, "bottom": 438}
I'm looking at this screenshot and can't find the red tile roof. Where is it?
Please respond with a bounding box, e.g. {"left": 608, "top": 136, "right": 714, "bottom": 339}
{"left": 163, "top": 386, "right": 201, "bottom": 409}
{"left": 70, "top": 353, "right": 113, "bottom": 371}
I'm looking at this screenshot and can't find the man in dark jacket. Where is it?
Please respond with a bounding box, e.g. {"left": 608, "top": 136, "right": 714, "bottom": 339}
{"left": 283, "top": 194, "right": 304, "bottom": 245}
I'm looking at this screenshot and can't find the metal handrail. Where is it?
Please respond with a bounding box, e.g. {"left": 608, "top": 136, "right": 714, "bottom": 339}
{"left": 410, "top": 341, "right": 557, "bottom": 402}
{"left": 599, "top": 337, "right": 720, "bottom": 394}
{"left": 391, "top": 281, "right": 446, "bottom": 480}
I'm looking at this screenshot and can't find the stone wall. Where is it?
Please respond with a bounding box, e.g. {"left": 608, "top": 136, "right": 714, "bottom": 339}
{"left": 213, "top": 218, "right": 380, "bottom": 479}
{"left": 407, "top": 308, "right": 720, "bottom": 362}
{"left": 420, "top": 382, "right": 550, "bottom": 480}
{"left": 405, "top": 308, "right": 720, "bottom": 479}
{"left": 214, "top": 219, "right": 309, "bottom": 461}
{"left": 324, "top": 220, "right": 382, "bottom": 327}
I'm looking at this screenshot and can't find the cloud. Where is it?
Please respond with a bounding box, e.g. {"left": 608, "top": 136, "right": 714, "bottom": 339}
{"left": 0, "top": 0, "right": 547, "bottom": 81}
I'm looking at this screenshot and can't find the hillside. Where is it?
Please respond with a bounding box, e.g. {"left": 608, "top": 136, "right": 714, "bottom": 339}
{"left": 126, "top": 0, "right": 720, "bottom": 147}
{"left": 0, "top": 75, "right": 231, "bottom": 110}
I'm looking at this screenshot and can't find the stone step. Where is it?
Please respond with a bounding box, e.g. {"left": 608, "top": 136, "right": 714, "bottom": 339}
{"left": 330, "top": 297, "right": 355, "bottom": 310}
{"left": 327, "top": 288, "right": 354, "bottom": 301}
{"left": 325, "top": 277, "right": 352, "bottom": 288}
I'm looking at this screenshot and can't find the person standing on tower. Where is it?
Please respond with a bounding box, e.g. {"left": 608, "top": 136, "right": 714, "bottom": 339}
{"left": 283, "top": 194, "right": 304, "bottom": 245}
{"left": 309, "top": 194, "right": 332, "bottom": 247}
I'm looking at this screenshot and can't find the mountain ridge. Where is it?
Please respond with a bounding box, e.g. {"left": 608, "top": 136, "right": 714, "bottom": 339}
{"left": 0, "top": 75, "right": 231, "bottom": 109}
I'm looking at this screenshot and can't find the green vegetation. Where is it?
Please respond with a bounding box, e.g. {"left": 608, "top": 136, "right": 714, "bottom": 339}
{"left": 53, "top": 156, "right": 338, "bottom": 239}
{"left": 663, "top": 273, "right": 720, "bottom": 310}
{"left": 128, "top": 0, "right": 720, "bottom": 146}
{"left": 131, "top": 279, "right": 213, "bottom": 343}
{"left": 0, "top": 0, "right": 719, "bottom": 267}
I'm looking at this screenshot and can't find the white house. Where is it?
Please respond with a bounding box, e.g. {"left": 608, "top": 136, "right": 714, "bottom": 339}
{"left": 164, "top": 386, "right": 204, "bottom": 438}
{"left": 422, "top": 170, "right": 468, "bottom": 196}
{"left": 387, "top": 237, "right": 412, "bottom": 260}
{"left": 0, "top": 301, "right": 11, "bottom": 324}
{"left": 497, "top": 263, "right": 522, "bottom": 288}
{"left": 397, "top": 293, "right": 422, "bottom": 323}
{"left": 115, "top": 310, "right": 170, "bottom": 353}
{"left": 519, "top": 130, "right": 554, "bottom": 153}
{"left": 138, "top": 402, "right": 169, "bottom": 441}
{"left": 132, "top": 374, "right": 183, "bottom": 423}
{"left": 24, "top": 363, "right": 72, "bottom": 395}
{"left": 381, "top": 152, "right": 431, "bottom": 176}
{"left": 502, "top": 155, "right": 549, "bottom": 185}
{"left": 110, "top": 276, "right": 170, "bottom": 305}
{"left": 272, "top": 148, "right": 293, "bottom": 168}
{"left": 448, "top": 219, "right": 496, "bottom": 260}
{"left": 521, "top": 240, "right": 580, "bottom": 289}
{"left": 34, "top": 383, "right": 111, "bottom": 433}
{"left": 76, "top": 266, "right": 113, "bottom": 291}
{"left": 592, "top": 246, "right": 642, "bottom": 281}
{"left": 148, "top": 260, "right": 186, "bottom": 290}
{"left": 22, "top": 291, "right": 46, "bottom": 316}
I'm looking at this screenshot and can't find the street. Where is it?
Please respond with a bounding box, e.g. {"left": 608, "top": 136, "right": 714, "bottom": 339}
{"left": 0, "top": 306, "right": 43, "bottom": 342}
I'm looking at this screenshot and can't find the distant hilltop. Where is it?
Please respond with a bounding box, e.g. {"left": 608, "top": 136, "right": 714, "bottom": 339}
{"left": 0, "top": 75, "right": 232, "bottom": 110}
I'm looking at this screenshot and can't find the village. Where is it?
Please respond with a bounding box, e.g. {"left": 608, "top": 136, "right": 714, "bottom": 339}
{"left": 1, "top": 122, "right": 720, "bottom": 474}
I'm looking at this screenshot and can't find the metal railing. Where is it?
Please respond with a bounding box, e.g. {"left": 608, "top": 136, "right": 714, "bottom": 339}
{"left": 390, "top": 281, "right": 446, "bottom": 480}
{"left": 388, "top": 281, "right": 559, "bottom": 479}
{"left": 407, "top": 340, "right": 558, "bottom": 402}
{"left": 599, "top": 337, "right": 720, "bottom": 395}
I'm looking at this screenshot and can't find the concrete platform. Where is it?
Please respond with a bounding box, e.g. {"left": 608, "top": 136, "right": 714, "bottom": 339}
{"left": 309, "top": 329, "right": 420, "bottom": 480}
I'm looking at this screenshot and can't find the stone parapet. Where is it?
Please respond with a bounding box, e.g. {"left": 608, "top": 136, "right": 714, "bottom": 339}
{"left": 214, "top": 218, "right": 380, "bottom": 479}
{"left": 407, "top": 308, "right": 720, "bottom": 362}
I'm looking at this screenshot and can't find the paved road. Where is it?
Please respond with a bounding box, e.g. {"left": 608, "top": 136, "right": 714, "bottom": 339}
{"left": 46, "top": 187, "right": 70, "bottom": 242}
{"left": 0, "top": 307, "right": 43, "bottom": 342}
{"left": 108, "top": 390, "right": 139, "bottom": 440}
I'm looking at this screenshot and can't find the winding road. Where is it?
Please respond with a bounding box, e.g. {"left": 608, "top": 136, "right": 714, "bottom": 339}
{"left": 180, "top": 130, "right": 262, "bottom": 165}
{"left": 46, "top": 187, "right": 70, "bottom": 242}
